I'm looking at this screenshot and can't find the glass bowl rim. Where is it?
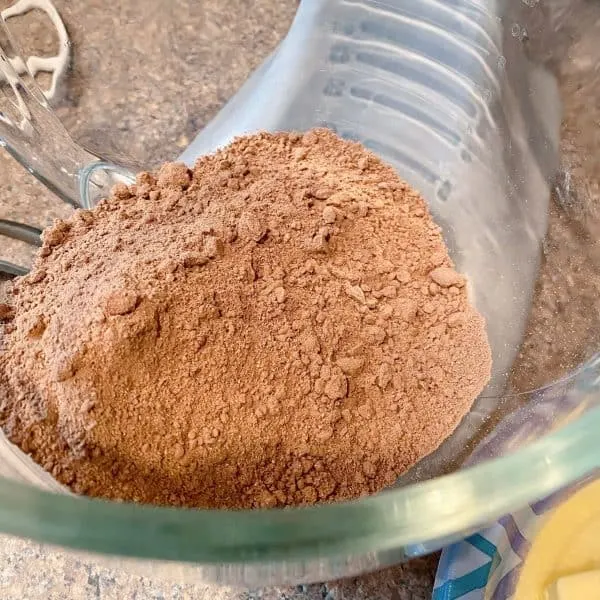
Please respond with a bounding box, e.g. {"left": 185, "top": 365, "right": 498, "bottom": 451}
{"left": 0, "top": 406, "right": 597, "bottom": 564}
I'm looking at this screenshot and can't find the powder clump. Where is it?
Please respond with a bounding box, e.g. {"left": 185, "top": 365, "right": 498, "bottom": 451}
{"left": 0, "top": 129, "right": 491, "bottom": 508}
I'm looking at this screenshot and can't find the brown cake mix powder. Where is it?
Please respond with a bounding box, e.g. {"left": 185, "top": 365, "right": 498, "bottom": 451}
{"left": 0, "top": 129, "right": 491, "bottom": 508}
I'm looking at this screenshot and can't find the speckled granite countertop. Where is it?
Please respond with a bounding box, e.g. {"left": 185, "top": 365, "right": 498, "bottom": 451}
{"left": 0, "top": 1, "right": 437, "bottom": 597}
{"left": 0, "top": 534, "right": 436, "bottom": 599}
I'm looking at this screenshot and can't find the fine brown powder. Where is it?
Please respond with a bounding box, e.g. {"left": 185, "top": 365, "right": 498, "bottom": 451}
{"left": 0, "top": 129, "right": 491, "bottom": 508}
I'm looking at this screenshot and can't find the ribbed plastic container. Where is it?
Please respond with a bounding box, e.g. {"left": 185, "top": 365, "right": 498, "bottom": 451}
{"left": 0, "top": 0, "right": 599, "bottom": 586}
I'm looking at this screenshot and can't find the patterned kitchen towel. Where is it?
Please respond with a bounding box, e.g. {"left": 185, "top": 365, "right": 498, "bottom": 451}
{"left": 432, "top": 495, "right": 563, "bottom": 600}
{"left": 432, "top": 355, "right": 600, "bottom": 599}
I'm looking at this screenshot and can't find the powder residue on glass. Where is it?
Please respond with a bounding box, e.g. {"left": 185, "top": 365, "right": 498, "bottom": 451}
{"left": 0, "top": 129, "right": 491, "bottom": 508}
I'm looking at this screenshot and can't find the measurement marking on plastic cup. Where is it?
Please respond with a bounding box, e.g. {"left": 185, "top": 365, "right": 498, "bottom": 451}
{"left": 436, "top": 180, "right": 452, "bottom": 202}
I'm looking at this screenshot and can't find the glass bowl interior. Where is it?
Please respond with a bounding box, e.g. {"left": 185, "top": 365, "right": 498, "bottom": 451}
{"left": 0, "top": 0, "right": 599, "bottom": 585}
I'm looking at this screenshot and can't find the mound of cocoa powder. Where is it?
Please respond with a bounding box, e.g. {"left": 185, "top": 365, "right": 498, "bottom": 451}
{"left": 0, "top": 129, "right": 491, "bottom": 508}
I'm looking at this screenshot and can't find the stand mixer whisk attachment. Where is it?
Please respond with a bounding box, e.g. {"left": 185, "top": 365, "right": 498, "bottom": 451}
{"left": 0, "top": 0, "right": 132, "bottom": 278}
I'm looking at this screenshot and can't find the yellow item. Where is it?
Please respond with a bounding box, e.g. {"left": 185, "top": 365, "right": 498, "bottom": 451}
{"left": 515, "top": 479, "right": 600, "bottom": 600}
{"left": 545, "top": 570, "right": 600, "bottom": 600}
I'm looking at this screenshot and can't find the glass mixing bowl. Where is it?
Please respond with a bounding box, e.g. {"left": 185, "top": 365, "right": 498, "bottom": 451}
{"left": 0, "top": 0, "right": 599, "bottom": 586}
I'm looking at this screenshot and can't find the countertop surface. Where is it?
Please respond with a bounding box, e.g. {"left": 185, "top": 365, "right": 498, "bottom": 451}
{"left": 0, "top": 0, "right": 437, "bottom": 598}
{"left": 0, "top": 534, "right": 436, "bottom": 600}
